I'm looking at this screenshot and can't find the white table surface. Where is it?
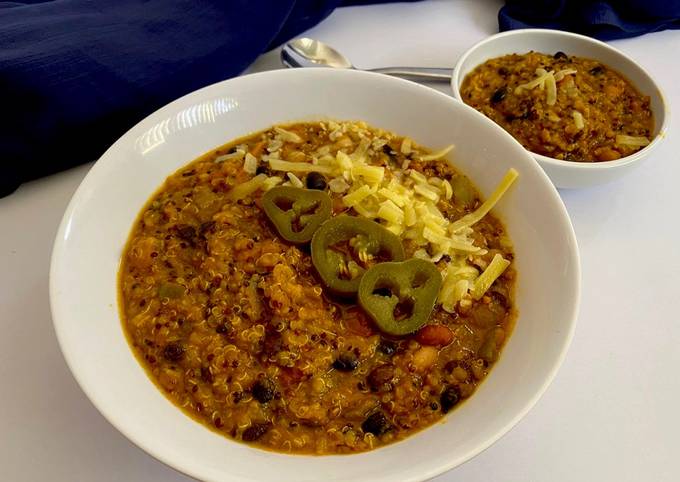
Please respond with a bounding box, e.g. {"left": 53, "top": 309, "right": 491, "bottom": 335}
{"left": 2, "top": 1, "right": 679, "bottom": 481}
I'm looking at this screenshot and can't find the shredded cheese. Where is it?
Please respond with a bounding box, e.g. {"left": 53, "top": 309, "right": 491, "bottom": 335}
{"left": 314, "top": 145, "right": 331, "bottom": 156}
{"left": 268, "top": 159, "right": 333, "bottom": 174}
{"left": 450, "top": 168, "right": 519, "bottom": 232}
{"left": 419, "top": 144, "right": 454, "bottom": 161}
{"left": 352, "top": 202, "right": 377, "bottom": 218}
{"left": 409, "top": 169, "right": 428, "bottom": 184}
{"left": 440, "top": 279, "right": 470, "bottom": 313}
{"left": 287, "top": 172, "right": 303, "bottom": 188}
{"left": 515, "top": 69, "right": 551, "bottom": 93}
{"left": 470, "top": 254, "right": 511, "bottom": 300}
{"left": 351, "top": 164, "right": 384, "bottom": 185}
{"left": 377, "top": 199, "right": 404, "bottom": 225}
{"left": 342, "top": 185, "right": 374, "bottom": 207}
{"left": 226, "top": 174, "right": 267, "bottom": 200}
{"left": 261, "top": 176, "right": 283, "bottom": 191}
{"left": 378, "top": 187, "right": 406, "bottom": 207}
{"left": 335, "top": 150, "right": 353, "bottom": 172}
{"left": 423, "top": 218, "right": 446, "bottom": 236}
{"left": 259, "top": 120, "right": 518, "bottom": 309}
{"left": 274, "top": 126, "right": 303, "bottom": 143}
{"left": 573, "top": 111, "right": 585, "bottom": 130}
{"left": 615, "top": 135, "right": 650, "bottom": 147}
{"left": 403, "top": 204, "right": 417, "bottom": 227}
{"left": 400, "top": 138, "right": 412, "bottom": 155}
{"left": 515, "top": 68, "right": 564, "bottom": 106}
{"left": 215, "top": 149, "right": 245, "bottom": 163}
{"left": 350, "top": 137, "right": 371, "bottom": 161}
{"left": 554, "top": 68, "right": 577, "bottom": 81}
{"left": 423, "top": 227, "right": 448, "bottom": 245}
{"left": 441, "top": 179, "right": 453, "bottom": 200}
{"left": 545, "top": 72, "right": 557, "bottom": 106}
{"left": 414, "top": 183, "right": 440, "bottom": 202}
{"left": 328, "top": 177, "right": 350, "bottom": 193}
{"left": 243, "top": 153, "right": 258, "bottom": 174}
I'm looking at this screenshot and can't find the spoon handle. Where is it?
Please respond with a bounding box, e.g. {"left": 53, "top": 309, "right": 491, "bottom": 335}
{"left": 367, "top": 67, "right": 451, "bottom": 82}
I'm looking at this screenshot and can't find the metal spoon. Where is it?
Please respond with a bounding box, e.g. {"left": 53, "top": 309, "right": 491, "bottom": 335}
{"left": 281, "top": 38, "right": 451, "bottom": 82}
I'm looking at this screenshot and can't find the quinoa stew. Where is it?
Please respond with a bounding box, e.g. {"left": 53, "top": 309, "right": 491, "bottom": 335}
{"left": 119, "top": 120, "right": 517, "bottom": 454}
{"left": 460, "top": 51, "right": 654, "bottom": 162}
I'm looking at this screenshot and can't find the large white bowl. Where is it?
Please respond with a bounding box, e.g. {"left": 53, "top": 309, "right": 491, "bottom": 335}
{"left": 50, "top": 68, "right": 580, "bottom": 482}
{"left": 451, "top": 29, "right": 669, "bottom": 189}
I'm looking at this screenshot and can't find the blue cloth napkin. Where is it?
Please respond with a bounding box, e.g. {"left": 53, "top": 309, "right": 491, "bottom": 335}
{"left": 0, "top": 0, "right": 418, "bottom": 197}
{"left": 500, "top": 0, "right": 680, "bottom": 40}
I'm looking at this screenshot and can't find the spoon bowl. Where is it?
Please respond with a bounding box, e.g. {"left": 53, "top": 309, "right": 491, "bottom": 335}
{"left": 287, "top": 38, "right": 353, "bottom": 69}
{"left": 281, "top": 37, "right": 452, "bottom": 82}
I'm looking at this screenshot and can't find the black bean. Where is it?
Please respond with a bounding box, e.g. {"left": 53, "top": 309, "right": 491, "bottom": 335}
{"left": 242, "top": 422, "right": 272, "bottom": 442}
{"left": 440, "top": 385, "right": 461, "bottom": 414}
{"left": 333, "top": 352, "right": 359, "bottom": 372}
{"left": 377, "top": 339, "right": 397, "bottom": 356}
{"left": 490, "top": 87, "right": 507, "bottom": 104}
{"left": 176, "top": 224, "right": 196, "bottom": 241}
{"left": 305, "top": 172, "right": 327, "bottom": 190}
{"left": 255, "top": 165, "right": 270, "bottom": 176}
{"left": 162, "top": 342, "right": 184, "bottom": 362}
{"left": 252, "top": 377, "right": 276, "bottom": 404}
{"left": 361, "top": 412, "right": 390, "bottom": 436}
{"left": 497, "top": 67, "right": 509, "bottom": 76}
{"left": 332, "top": 353, "right": 359, "bottom": 371}
{"left": 589, "top": 66, "right": 604, "bottom": 75}
{"left": 367, "top": 364, "right": 395, "bottom": 392}
{"left": 553, "top": 51, "right": 568, "bottom": 60}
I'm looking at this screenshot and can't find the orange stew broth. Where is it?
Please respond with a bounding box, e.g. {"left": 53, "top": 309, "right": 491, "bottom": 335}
{"left": 119, "top": 121, "right": 516, "bottom": 454}
{"left": 460, "top": 51, "right": 653, "bottom": 162}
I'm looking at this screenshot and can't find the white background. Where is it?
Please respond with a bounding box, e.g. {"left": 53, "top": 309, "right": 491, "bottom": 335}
{"left": 1, "top": 0, "right": 679, "bottom": 480}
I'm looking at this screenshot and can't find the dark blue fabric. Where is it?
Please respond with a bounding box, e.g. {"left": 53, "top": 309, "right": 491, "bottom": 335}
{"left": 500, "top": 0, "right": 680, "bottom": 40}
{"left": 0, "top": 0, "right": 419, "bottom": 197}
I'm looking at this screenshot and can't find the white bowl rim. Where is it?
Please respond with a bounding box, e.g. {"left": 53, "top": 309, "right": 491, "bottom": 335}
{"left": 451, "top": 28, "right": 670, "bottom": 172}
{"left": 49, "top": 67, "right": 581, "bottom": 482}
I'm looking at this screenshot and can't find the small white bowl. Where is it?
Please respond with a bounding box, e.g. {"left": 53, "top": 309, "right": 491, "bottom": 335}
{"left": 452, "top": 29, "right": 669, "bottom": 189}
{"left": 50, "top": 68, "right": 579, "bottom": 481}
